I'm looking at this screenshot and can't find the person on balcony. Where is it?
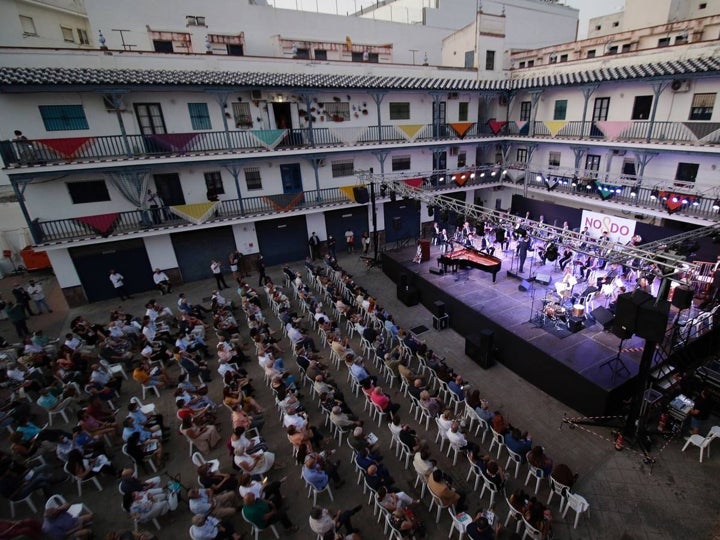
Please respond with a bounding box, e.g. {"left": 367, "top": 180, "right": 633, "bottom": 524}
{"left": 144, "top": 189, "right": 162, "bottom": 225}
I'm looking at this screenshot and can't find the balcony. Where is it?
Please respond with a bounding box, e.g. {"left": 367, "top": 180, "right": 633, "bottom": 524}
{"left": 0, "top": 123, "right": 494, "bottom": 169}
{"left": 30, "top": 173, "right": 499, "bottom": 245}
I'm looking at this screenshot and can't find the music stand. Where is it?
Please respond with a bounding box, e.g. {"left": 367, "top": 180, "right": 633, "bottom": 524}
{"left": 600, "top": 338, "right": 631, "bottom": 378}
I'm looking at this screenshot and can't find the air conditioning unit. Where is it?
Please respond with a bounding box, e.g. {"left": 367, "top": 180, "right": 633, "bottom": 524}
{"left": 670, "top": 79, "right": 691, "bottom": 93}
{"left": 448, "top": 92, "right": 459, "bottom": 100}
{"left": 102, "top": 95, "right": 126, "bottom": 112}
{"left": 612, "top": 149, "right": 627, "bottom": 156}
{"left": 250, "top": 89, "right": 263, "bottom": 100}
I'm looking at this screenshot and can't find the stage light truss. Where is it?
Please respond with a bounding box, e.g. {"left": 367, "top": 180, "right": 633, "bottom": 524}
{"left": 360, "top": 172, "right": 718, "bottom": 278}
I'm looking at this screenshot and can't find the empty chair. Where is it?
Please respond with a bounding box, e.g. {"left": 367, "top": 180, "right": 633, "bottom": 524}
{"left": 681, "top": 428, "right": 718, "bottom": 463}
{"left": 448, "top": 507, "right": 472, "bottom": 540}
{"left": 505, "top": 447, "right": 524, "bottom": 479}
{"left": 488, "top": 428, "right": 506, "bottom": 459}
{"left": 478, "top": 475, "right": 499, "bottom": 508}
{"left": 191, "top": 451, "right": 220, "bottom": 472}
{"left": 100, "top": 357, "right": 129, "bottom": 380}
{"left": 562, "top": 492, "right": 590, "bottom": 529}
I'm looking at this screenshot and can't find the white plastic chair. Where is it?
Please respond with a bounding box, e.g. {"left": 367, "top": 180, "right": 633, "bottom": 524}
{"left": 434, "top": 417, "right": 450, "bottom": 453}
{"left": 47, "top": 396, "right": 75, "bottom": 426}
{"left": 242, "top": 508, "right": 280, "bottom": 539}
{"left": 479, "top": 475, "right": 499, "bottom": 507}
{"left": 681, "top": 429, "right": 718, "bottom": 462}
{"left": 505, "top": 447, "right": 524, "bottom": 479}
{"left": 303, "top": 477, "right": 334, "bottom": 505}
{"left": 448, "top": 508, "right": 470, "bottom": 539}
{"left": 64, "top": 461, "right": 102, "bottom": 496}
{"left": 525, "top": 463, "right": 546, "bottom": 495}
{"left": 122, "top": 443, "right": 157, "bottom": 473}
{"left": 191, "top": 451, "right": 220, "bottom": 472}
{"left": 130, "top": 396, "right": 156, "bottom": 415}
{"left": 7, "top": 492, "right": 36, "bottom": 519}
{"left": 428, "top": 492, "right": 454, "bottom": 524}
{"left": 101, "top": 358, "right": 129, "bottom": 380}
{"left": 562, "top": 492, "right": 590, "bottom": 529}
{"left": 503, "top": 491, "right": 524, "bottom": 534}
{"left": 45, "top": 494, "right": 91, "bottom": 519}
{"left": 141, "top": 380, "right": 161, "bottom": 400}
{"left": 521, "top": 517, "right": 544, "bottom": 540}
{"left": 465, "top": 454, "right": 483, "bottom": 491}
{"left": 488, "top": 428, "right": 506, "bottom": 459}
{"left": 547, "top": 476, "right": 572, "bottom": 511}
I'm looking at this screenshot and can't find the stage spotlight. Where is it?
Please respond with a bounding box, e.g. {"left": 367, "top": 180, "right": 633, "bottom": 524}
{"left": 713, "top": 199, "right": 720, "bottom": 210}
{"left": 650, "top": 189, "right": 659, "bottom": 200}
{"left": 491, "top": 170, "right": 497, "bottom": 176}
{"left": 629, "top": 188, "right": 638, "bottom": 197}
{"left": 671, "top": 195, "right": 678, "bottom": 203}
{"left": 470, "top": 172, "right": 476, "bottom": 179}
{"left": 615, "top": 186, "right": 622, "bottom": 193}
{"left": 662, "top": 193, "right": 668, "bottom": 201}
{"left": 439, "top": 176, "right": 445, "bottom": 183}
{"left": 460, "top": 174, "right": 466, "bottom": 180}
{"left": 692, "top": 199, "right": 700, "bottom": 206}
{"left": 451, "top": 175, "right": 457, "bottom": 182}
{"left": 536, "top": 174, "right": 543, "bottom": 182}
{"left": 479, "top": 172, "right": 485, "bottom": 178}
{"left": 502, "top": 169, "right": 508, "bottom": 175}
{"left": 681, "top": 198, "right": 689, "bottom": 205}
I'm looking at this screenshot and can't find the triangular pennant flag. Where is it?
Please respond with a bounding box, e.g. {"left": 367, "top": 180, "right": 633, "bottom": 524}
{"left": 328, "top": 127, "right": 368, "bottom": 146}
{"left": 683, "top": 122, "right": 720, "bottom": 140}
{"left": 454, "top": 173, "right": 469, "bottom": 187}
{"left": 449, "top": 122, "right": 473, "bottom": 139}
{"left": 515, "top": 121, "right": 528, "bottom": 135}
{"left": 663, "top": 192, "right": 689, "bottom": 214}
{"left": 261, "top": 192, "right": 305, "bottom": 213}
{"left": 251, "top": 129, "right": 287, "bottom": 150}
{"left": 596, "top": 183, "right": 616, "bottom": 201}
{"left": 488, "top": 120, "right": 507, "bottom": 135}
{"left": 169, "top": 202, "right": 217, "bottom": 224}
{"left": 339, "top": 186, "right": 357, "bottom": 202}
{"left": 403, "top": 178, "right": 423, "bottom": 188}
{"left": 37, "top": 137, "right": 92, "bottom": 158}
{"left": 543, "top": 121, "right": 567, "bottom": 137}
{"left": 148, "top": 133, "right": 199, "bottom": 153}
{"left": 396, "top": 124, "right": 424, "bottom": 142}
{"left": 595, "top": 121, "right": 632, "bottom": 140}
{"left": 74, "top": 213, "right": 121, "bottom": 236}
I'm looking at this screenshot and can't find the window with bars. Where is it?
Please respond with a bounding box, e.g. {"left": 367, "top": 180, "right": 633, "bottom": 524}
{"left": 458, "top": 102, "right": 469, "bottom": 122}
{"left": 325, "top": 102, "right": 350, "bottom": 121}
{"left": 548, "top": 152, "right": 561, "bottom": 168}
{"left": 519, "top": 101, "right": 531, "bottom": 121}
{"left": 67, "top": 180, "right": 110, "bottom": 204}
{"left": 19, "top": 15, "right": 37, "bottom": 36}
{"left": 391, "top": 155, "right": 411, "bottom": 171}
{"left": 61, "top": 26, "right": 74, "bottom": 42}
{"left": 689, "top": 93, "right": 715, "bottom": 120}
{"left": 244, "top": 168, "right": 262, "bottom": 190}
{"left": 389, "top": 102, "right": 410, "bottom": 120}
{"left": 516, "top": 148, "right": 528, "bottom": 163}
{"left": 188, "top": 103, "right": 212, "bottom": 130}
{"left": 314, "top": 49, "right": 327, "bottom": 61}
{"left": 553, "top": 100, "right": 567, "bottom": 120}
{"left": 331, "top": 159, "right": 354, "bottom": 178}
{"left": 232, "top": 102, "right": 253, "bottom": 128}
{"left": 204, "top": 171, "right": 225, "bottom": 195}
{"left": 485, "top": 50, "right": 496, "bottom": 70}
{"left": 39, "top": 105, "right": 89, "bottom": 131}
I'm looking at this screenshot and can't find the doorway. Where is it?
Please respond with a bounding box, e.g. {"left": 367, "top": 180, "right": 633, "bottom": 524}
{"left": 153, "top": 173, "right": 185, "bottom": 206}
{"left": 272, "top": 102, "right": 292, "bottom": 130}
{"left": 280, "top": 164, "right": 303, "bottom": 194}
{"left": 432, "top": 101, "right": 447, "bottom": 137}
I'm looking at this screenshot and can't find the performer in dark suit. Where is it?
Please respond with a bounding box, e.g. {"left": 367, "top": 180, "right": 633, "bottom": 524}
{"left": 517, "top": 235, "right": 530, "bottom": 273}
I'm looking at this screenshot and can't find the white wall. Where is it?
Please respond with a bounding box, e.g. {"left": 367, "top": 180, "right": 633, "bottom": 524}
{"left": 231, "top": 223, "right": 259, "bottom": 254}
{"left": 1, "top": 0, "right": 92, "bottom": 49}
{"left": 305, "top": 213, "right": 327, "bottom": 241}
{"left": 46, "top": 248, "right": 81, "bottom": 287}
{"left": 143, "top": 235, "right": 178, "bottom": 270}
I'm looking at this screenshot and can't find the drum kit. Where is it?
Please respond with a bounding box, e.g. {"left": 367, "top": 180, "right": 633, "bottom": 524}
{"left": 538, "top": 292, "right": 585, "bottom": 330}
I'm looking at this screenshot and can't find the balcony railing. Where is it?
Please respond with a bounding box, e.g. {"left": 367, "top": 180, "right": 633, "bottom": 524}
{"left": 5, "top": 119, "right": 716, "bottom": 169}
{"left": 31, "top": 174, "right": 498, "bottom": 244}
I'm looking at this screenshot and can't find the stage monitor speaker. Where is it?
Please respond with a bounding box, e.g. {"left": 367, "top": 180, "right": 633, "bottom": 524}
{"left": 353, "top": 186, "right": 370, "bottom": 204}
{"left": 397, "top": 285, "right": 419, "bottom": 306}
{"left": 432, "top": 301, "right": 446, "bottom": 318}
{"left": 590, "top": 307, "right": 615, "bottom": 330}
{"left": 671, "top": 287, "right": 693, "bottom": 310}
{"left": 465, "top": 330, "right": 494, "bottom": 369}
{"left": 429, "top": 268, "right": 444, "bottom": 276}
{"left": 568, "top": 316, "right": 584, "bottom": 333}
{"left": 518, "top": 280, "right": 533, "bottom": 292}
{"left": 614, "top": 290, "right": 653, "bottom": 336}
{"left": 635, "top": 299, "right": 670, "bottom": 342}
{"left": 535, "top": 273, "right": 552, "bottom": 286}
{"left": 399, "top": 274, "right": 409, "bottom": 288}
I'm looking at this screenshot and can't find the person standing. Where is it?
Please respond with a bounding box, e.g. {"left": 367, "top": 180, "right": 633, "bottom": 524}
{"left": 344, "top": 228, "right": 355, "bottom": 254}
{"left": 308, "top": 232, "right": 321, "bottom": 260}
{"left": 210, "top": 260, "right": 228, "bottom": 290}
{"left": 256, "top": 255, "right": 268, "bottom": 287}
{"left": 27, "top": 279, "right": 52, "bottom": 314}
{"left": 144, "top": 189, "right": 162, "bottom": 225}
{"left": 5, "top": 301, "right": 30, "bottom": 338}
{"left": 517, "top": 234, "right": 530, "bottom": 274}
{"left": 152, "top": 268, "right": 172, "bottom": 295}
{"left": 326, "top": 235, "right": 337, "bottom": 260}
{"left": 109, "top": 269, "right": 130, "bottom": 300}
{"left": 362, "top": 232, "right": 370, "bottom": 255}
{"left": 12, "top": 283, "right": 35, "bottom": 317}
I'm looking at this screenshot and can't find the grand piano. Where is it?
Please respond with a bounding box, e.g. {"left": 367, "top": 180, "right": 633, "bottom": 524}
{"left": 438, "top": 245, "right": 502, "bottom": 282}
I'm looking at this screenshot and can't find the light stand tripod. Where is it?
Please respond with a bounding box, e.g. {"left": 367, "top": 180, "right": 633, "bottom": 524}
{"left": 600, "top": 337, "right": 631, "bottom": 378}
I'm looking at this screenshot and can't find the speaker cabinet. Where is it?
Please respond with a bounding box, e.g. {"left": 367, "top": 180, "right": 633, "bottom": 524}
{"left": 397, "top": 285, "right": 419, "bottom": 306}
{"left": 518, "top": 280, "right": 533, "bottom": 292}
{"left": 614, "top": 290, "right": 653, "bottom": 336}
{"left": 465, "top": 329, "right": 494, "bottom": 369}
{"left": 567, "top": 316, "right": 584, "bottom": 333}
{"left": 353, "top": 186, "right": 370, "bottom": 204}
{"left": 635, "top": 300, "right": 670, "bottom": 342}
{"left": 535, "top": 273, "right": 552, "bottom": 286}
{"left": 432, "top": 301, "right": 446, "bottom": 318}
{"left": 399, "top": 274, "right": 409, "bottom": 288}
{"left": 419, "top": 239, "right": 430, "bottom": 262}
{"left": 590, "top": 307, "right": 615, "bottom": 330}
{"left": 671, "top": 287, "right": 693, "bottom": 310}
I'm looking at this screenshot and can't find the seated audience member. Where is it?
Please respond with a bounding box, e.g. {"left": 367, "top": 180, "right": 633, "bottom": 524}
{"left": 491, "top": 410, "right": 509, "bottom": 435}
{"left": 370, "top": 386, "right": 400, "bottom": 416}
{"left": 550, "top": 463, "right": 578, "bottom": 488}
{"left": 42, "top": 502, "right": 94, "bottom": 540}
{"left": 526, "top": 445, "right": 554, "bottom": 477}
{"left": 427, "top": 469, "right": 466, "bottom": 512}
{"left": 309, "top": 505, "right": 362, "bottom": 539}
{"left": 504, "top": 428, "right": 532, "bottom": 458}
{"left": 302, "top": 455, "right": 344, "bottom": 491}
{"left": 189, "top": 513, "right": 242, "bottom": 540}
{"left": 446, "top": 420, "right": 480, "bottom": 455}
{"left": 466, "top": 513, "right": 502, "bottom": 540}
{"left": 241, "top": 493, "right": 298, "bottom": 534}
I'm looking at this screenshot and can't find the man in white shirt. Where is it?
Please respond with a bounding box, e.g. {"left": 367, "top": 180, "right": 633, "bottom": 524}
{"left": 109, "top": 269, "right": 130, "bottom": 300}
{"left": 282, "top": 408, "right": 308, "bottom": 431}
{"left": 210, "top": 260, "right": 229, "bottom": 290}
{"left": 27, "top": 280, "right": 52, "bottom": 314}
{"left": 152, "top": 269, "right": 172, "bottom": 295}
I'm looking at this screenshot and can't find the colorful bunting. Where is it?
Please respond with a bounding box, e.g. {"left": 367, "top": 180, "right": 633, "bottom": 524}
{"left": 449, "top": 122, "right": 473, "bottom": 139}
{"left": 396, "top": 124, "right": 424, "bottom": 142}
{"left": 74, "top": 213, "right": 120, "bottom": 236}
{"left": 169, "top": 202, "right": 218, "bottom": 224}
{"left": 683, "top": 122, "right": 720, "bottom": 141}
{"left": 261, "top": 192, "right": 305, "bottom": 213}
{"left": 328, "top": 127, "right": 368, "bottom": 146}
{"left": 147, "top": 133, "right": 199, "bottom": 153}
{"left": 250, "top": 129, "right": 287, "bottom": 150}
{"left": 660, "top": 191, "right": 696, "bottom": 214}
{"left": 515, "top": 121, "right": 528, "bottom": 135}
{"left": 543, "top": 121, "right": 568, "bottom": 137}
{"left": 37, "top": 137, "right": 92, "bottom": 159}
{"left": 595, "top": 121, "right": 632, "bottom": 140}
{"left": 403, "top": 178, "right": 423, "bottom": 189}
{"left": 488, "top": 121, "right": 507, "bottom": 135}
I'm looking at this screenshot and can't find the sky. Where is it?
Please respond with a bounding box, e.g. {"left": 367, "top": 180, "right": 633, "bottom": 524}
{"left": 268, "top": 0, "right": 626, "bottom": 39}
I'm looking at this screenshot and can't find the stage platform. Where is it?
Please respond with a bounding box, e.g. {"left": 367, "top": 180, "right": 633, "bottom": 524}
{"left": 382, "top": 244, "right": 646, "bottom": 416}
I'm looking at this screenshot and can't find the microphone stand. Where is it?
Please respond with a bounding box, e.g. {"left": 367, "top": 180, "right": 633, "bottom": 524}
{"left": 528, "top": 283, "right": 540, "bottom": 325}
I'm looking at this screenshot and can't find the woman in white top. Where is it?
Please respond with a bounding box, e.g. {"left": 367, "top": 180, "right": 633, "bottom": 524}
{"left": 233, "top": 444, "right": 275, "bottom": 476}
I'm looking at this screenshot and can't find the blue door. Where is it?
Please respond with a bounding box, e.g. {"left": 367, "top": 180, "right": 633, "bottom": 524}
{"left": 280, "top": 163, "right": 303, "bottom": 194}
